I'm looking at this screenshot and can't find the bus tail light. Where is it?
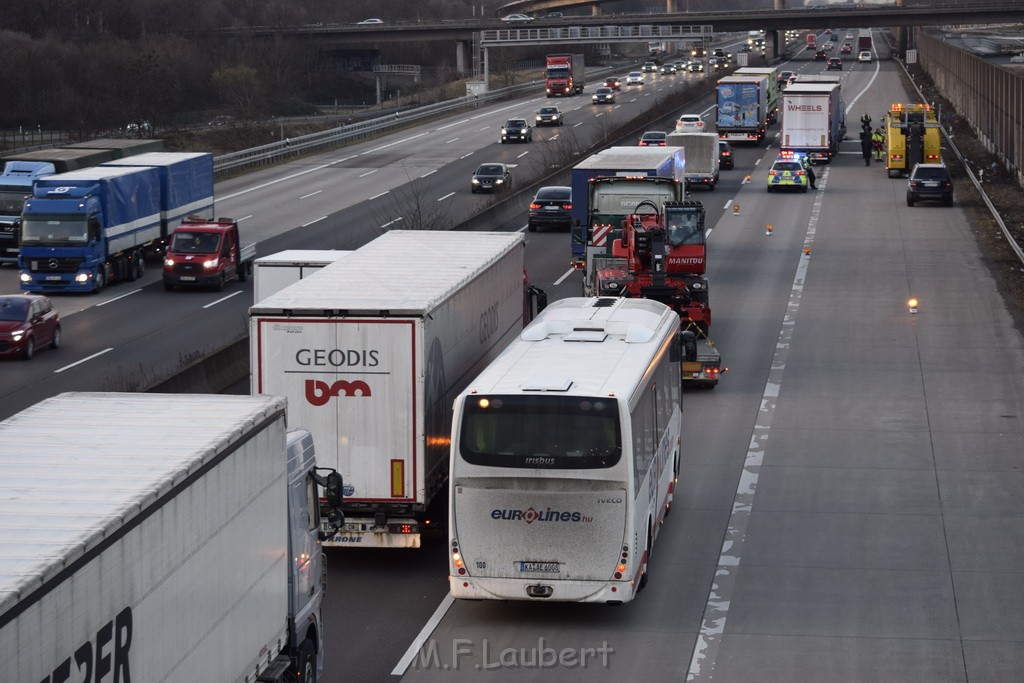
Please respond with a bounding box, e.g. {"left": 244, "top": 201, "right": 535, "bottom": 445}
{"left": 452, "top": 539, "right": 466, "bottom": 575}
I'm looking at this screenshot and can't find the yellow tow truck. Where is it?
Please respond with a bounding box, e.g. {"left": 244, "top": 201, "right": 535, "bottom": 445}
{"left": 885, "top": 103, "right": 942, "bottom": 178}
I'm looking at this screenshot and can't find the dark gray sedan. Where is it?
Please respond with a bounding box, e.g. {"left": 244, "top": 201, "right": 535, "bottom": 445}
{"left": 471, "top": 163, "right": 512, "bottom": 193}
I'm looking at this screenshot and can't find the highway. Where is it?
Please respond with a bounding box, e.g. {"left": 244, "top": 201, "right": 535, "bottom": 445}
{"left": 6, "top": 30, "right": 1024, "bottom": 683}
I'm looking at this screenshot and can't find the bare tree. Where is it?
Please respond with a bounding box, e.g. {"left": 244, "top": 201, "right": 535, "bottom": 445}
{"left": 369, "top": 164, "right": 460, "bottom": 234}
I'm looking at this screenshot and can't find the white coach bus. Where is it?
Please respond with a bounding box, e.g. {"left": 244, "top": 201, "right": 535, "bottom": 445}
{"left": 448, "top": 297, "right": 684, "bottom": 605}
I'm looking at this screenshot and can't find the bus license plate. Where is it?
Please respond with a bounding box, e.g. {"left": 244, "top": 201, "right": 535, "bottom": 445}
{"left": 519, "top": 562, "right": 559, "bottom": 573}
{"left": 179, "top": 276, "right": 195, "bottom": 281}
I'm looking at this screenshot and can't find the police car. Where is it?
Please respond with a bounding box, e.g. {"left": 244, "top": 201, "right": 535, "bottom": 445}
{"left": 767, "top": 152, "right": 810, "bottom": 192}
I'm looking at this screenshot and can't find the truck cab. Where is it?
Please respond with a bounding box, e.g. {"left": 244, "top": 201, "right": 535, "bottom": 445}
{"left": 163, "top": 217, "right": 255, "bottom": 290}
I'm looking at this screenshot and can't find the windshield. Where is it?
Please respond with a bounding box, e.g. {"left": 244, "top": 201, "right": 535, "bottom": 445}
{"left": 0, "top": 190, "right": 29, "bottom": 216}
{"left": 666, "top": 207, "right": 705, "bottom": 246}
{"left": 546, "top": 67, "right": 569, "bottom": 78}
{"left": 477, "top": 165, "right": 503, "bottom": 175}
{"left": 0, "top": 298, "right": 29, "bottom": 322}
{"left": 170, "top": 232, "right": 222, "bottom": 253}
{"left": 20, "top": 216, "right": 89, "bottom": 246}
{"left": 460, "top": 395, "right": 621, "bottom": 469}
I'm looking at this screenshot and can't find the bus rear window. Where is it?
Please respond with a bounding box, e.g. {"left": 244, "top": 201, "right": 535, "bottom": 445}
{"left": 460, "top": 395, "right": 621, "bottom": 469}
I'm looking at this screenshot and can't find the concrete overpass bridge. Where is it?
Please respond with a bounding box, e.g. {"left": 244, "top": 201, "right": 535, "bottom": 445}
{"left": 214, "top": 2, "right": 1023, "bottom": 75}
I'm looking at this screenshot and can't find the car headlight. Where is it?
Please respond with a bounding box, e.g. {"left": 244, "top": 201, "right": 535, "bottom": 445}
{"left": 472, "top": 178, "right": 481, "bottom": 184}
{"left": 74, "top": 273, "right": 89, "bottom": 283}
{"left": 202, "top": 258, "right": 219, "bottom": 269}
{"left": 164, "top": 258, "right": 174, "bottom": 267}
{"left": 494, "top": 179, "right": 504, "bottom": 184}
{"left": 535, "top": 116, "right": 542, "bottom": 121}
{"left": 12, "top": 331, "right": 24, "bottom": 341}
{"left": 19, "top": 272, "right": 30, "bottom": 283}
{"left": 520, "top": 129, "right": 527, "bottom": 134}
{"left": 501, "top": 129, "right": 508, "bottom": 135}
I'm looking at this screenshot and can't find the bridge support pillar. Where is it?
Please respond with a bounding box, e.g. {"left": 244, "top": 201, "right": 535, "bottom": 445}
{"left": 666, "top": 0, "right": 676, "bottom": 12}
{"left": 894, "top": 0, "right": 907, "bottom": 57}
{"left": 591, "top": 5, "right": 600, "bottom": 16}
{"left": 456, "top": 40, "right": 469, "bottom": 74}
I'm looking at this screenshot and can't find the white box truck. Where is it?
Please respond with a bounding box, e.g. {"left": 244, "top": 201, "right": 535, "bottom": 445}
{"left": 250, "top": 230, "right": 531, "bottom": 549}
{"left": 666, "top": 132, "right": 720, "bottom": 190}
{"left": 781, "top": 82, "right": 847, "bottom": 163}
{"left": 0, "top": 392, "right": 343, "bottom": 683}
{"left": 254, "top": 249, "right": 354, "bottom": 302}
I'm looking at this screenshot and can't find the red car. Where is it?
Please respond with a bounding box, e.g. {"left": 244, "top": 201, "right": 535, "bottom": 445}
{"left": 604, "top": 77, "right": 622, "bottom": 91}
{"left": 0, "top": 294, "right": 61, "bottom": 360}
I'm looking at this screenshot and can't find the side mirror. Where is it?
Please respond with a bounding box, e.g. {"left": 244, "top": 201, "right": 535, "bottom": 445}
{"left": 571, "top": 220, "right": 584, "bottom": 244}
{"left": 325, "top": 471, "right": 344, "bottom": 507}
{"left": 680, "top": 330, "right": 698, "bottom": 363}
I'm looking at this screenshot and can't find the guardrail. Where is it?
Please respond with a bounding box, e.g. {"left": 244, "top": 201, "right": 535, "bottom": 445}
{"left": 212, "top": 65, "right": 620, "bottom": 175}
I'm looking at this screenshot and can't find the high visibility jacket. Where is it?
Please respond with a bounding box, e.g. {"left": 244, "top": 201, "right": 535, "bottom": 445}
{"left": 871, "top": 132, "right": 884, "bottom": 149}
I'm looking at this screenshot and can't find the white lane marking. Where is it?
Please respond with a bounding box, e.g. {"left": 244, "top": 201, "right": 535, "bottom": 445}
{"left": 554, "top": 267, "right": 578, "bottom": 286}
{"left": 754, "top": 158, "right": 761, "bottom": 166}
{"left": 437, "top": 118, "right": 471, "bottom": 131}
{"left": 237, "top": 215, "right": 253, "bottom": 221}
{"left": 300, "top": 190, "right": 322, "bottom": 199}
{"left": 844, "top": 36, "right": 882, "bottom": 115}
{"left": 574, "top": 122, "right": 583, "bottom": 127}
{"left": 420, "top": 170, "right": 437, "bottom": 178}
{"left": 54, "top": 347, "right": 113, "bottom": 374}
{"left": 687, "top": 165, "right": 830, "bottom": 682}
{"left": 517, "top": 151, "right": 529, "bottom": 158}
{"left": 595, "top": 112, "right": 604, "bottom": 117}
{"left": 220, "top": 162, "right": 335, "bottom": 200}
{"left": 480, "top": 127, "right": 489, "bottom": 131}
{"left": 392, "top": 594, "right": 455, "bottom": 676}
{"left": 358, "top": 169, "right": 378, "bottom": 177}
{"left": 328, "top": 156, "right": 354, "bottom": 165}
{"left": 302, "top": 216, "right": 327, "bottom": 227}
{"left": 203, "top": 291, "right": 244, "bottom": 309}
{"left": 363, "top": 132, "right": 427, "bottom": 154}
{"left": 517, "top": 224, "right": 528, "bottom": 233}
{"left": 445, "top": 138, "right": 460, "bottom": 144}
{"left": 381, "top": 217, "right": 404, "bottom": 228}
{"left": 723, "top": 199, "right": 733, "bottom": 210}
{"left": 369, "top": 191, "right": 389, "bottom": 200}
{"left": 552, "top": 134, "right": 560, "bottom": 140}
{"left": 95, "top": 289, "right": 141, "bottom": 306}
{"left": 460, "top": 153, "right": 474, "bottom": 159}
{"left": 437, "top": 192, "right": 455, "bottom": 202}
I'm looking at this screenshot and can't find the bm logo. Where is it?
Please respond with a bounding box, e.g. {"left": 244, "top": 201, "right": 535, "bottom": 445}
{"left": 305, "top": 379, "right": 372, "bottom": 406}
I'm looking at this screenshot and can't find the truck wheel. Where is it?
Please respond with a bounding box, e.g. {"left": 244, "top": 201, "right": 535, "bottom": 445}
{"left": 93, "top": 269, "right": 105, "bottom": 293}
{"left": 709, "top": 182, "right": 716, "bottom": 192}
{"left": 296, "top": 638, "right": 317, "bottom": 683}
{"left": 135, "top": 254, "right": 145, "bottom": 279}
{"left": 238, "top": 262, "right": 249, "bottom": 282}
{"left": 126, "top": 253, "right": 138, "bottom": 282}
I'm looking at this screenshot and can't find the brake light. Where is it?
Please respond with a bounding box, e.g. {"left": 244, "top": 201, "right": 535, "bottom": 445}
{"left": 926, "top": 154, "right": 940, "bottom": 160}
{"left": 768, "top": 170, "right": 778, "bottom": 176}
{"left": 796, "top": 171, "right": 806, "bottom": 176}
{"left": 562, "top": 203, "right": 572, "bottom": 210}
{"left": 529, "top": 203, "right": 541, "bottom": 210}
{"left": 722, "top": 151, "right": 731, "bottom": 156}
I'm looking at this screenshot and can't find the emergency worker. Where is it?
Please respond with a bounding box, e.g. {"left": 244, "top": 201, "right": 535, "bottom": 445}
{"left": 801, "top": 155, "right": 817, "bottom": 190}
{"left": 871, "top": 127, "right": 885, "bottom": 161}
{"left": 860, "top": 128, "right": 873, "bottom": 166}
{"left": 860, "top": 113, "right": 872, "bottom": 131}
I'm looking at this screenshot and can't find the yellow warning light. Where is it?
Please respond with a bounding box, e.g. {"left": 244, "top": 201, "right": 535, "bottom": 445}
{"left": 803, "top": 247, "right": 811, "bottom": 255}
{"left": 908, "top": 297, "right": 919, "bottom": 314}
{"left": 765, "top": 224, "right": 774, "bottom": 235}
{"left": 732, "top": 204, "right": 741, "bottom": 215}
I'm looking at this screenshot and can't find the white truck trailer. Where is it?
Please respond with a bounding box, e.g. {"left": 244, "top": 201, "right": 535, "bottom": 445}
{"left": 0, "top": 392, "right": 343, "bottom": 683}
{"left": 254, "top": 249, "right": 354, "bottom": 302}
{"left": 250, "top": 230, "right": 532, "bottom": 549}
{"left": 666, "top": 132, "right": 720, "bottom": 190}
